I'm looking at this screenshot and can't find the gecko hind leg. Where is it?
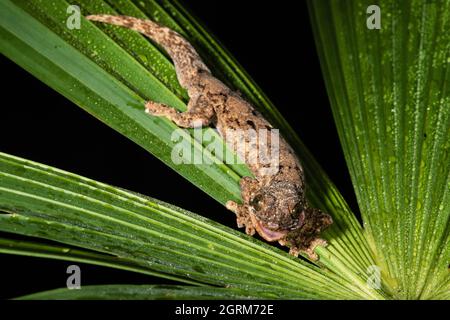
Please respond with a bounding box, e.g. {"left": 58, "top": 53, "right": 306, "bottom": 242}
{"left": 145, "top": 101, "right": 212, "bottom": 128}
{"left": 225, "top": 201, "right": 255, "bottom": 236}
{"left": 145, "top": 94, "right": 215, "bottom": 128}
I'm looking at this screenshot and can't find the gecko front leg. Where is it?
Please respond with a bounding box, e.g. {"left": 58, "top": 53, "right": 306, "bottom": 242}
{"left": 225, "top": 201, "right": 255, "bottom": 235}
{"left": 278, "top": 208, "right": 332, "bottom": 260}
{"left": 226, "top": 176, "right": 260, "bottom": 235}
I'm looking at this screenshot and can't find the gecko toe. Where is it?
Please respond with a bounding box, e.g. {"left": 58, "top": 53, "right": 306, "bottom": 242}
{"left": 245, "top": 225, "right": 255, "bottom": 236}
{"left": 225, "top": 200, "right": 238, "bottom": 213}
{"left": 145, "top": 101, "right": 176, "bottom": 116}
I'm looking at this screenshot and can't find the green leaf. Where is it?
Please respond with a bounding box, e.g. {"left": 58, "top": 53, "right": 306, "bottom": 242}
{"left": 4, "top": 0, "right": 447, "bottom": 300}
{"left": 308, "top": 0, "right": 450, "bottom": 299}
{"left": 15, "top": 284, "right": 257, "bottom": 300}
{"left": 0, "top": 152, "right": 379, "bottom": 299}
{"left": 0, "top": 0, "right": 379, "bottom": 295}
{"left": 0, "top": 237, "right": 202, "bottom": 285}
{"left": 0, "top": 0, "right": 249, "bottom": 206}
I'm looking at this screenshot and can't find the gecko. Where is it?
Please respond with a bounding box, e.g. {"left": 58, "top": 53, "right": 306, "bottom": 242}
{"left": 86, "top": 14, "right": 333, "bottom": 260}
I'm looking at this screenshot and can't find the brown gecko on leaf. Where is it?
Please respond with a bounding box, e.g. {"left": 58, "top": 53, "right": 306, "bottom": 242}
{"left": 86, "top": 14, "right": 333, "bottom": 260}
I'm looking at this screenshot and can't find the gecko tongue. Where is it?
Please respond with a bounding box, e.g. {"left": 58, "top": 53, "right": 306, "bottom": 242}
{"left": 252, "top": 218, "right": 288, "bottom": 242}
{"left": 251, "top": 211, "right": 306, "bottom": 242}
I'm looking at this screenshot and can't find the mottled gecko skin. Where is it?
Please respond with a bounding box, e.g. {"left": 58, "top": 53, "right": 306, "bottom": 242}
{"left": 86, "top": 14, "right": 332, "bottom": 260}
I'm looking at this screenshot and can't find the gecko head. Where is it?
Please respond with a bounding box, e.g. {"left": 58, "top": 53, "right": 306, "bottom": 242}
{"left": 249, "top": 181, "right": 307, "bottom": 242}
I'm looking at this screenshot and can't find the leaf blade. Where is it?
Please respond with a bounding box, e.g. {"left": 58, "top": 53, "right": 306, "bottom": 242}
{"left": 15, "top": 284, "right": 257, "bottom": 300}
{"left": 0, "top": 152, "right": 371, "bottom": 299}
{"left": 308, "top": 0, "right": 450, "bottom": 299}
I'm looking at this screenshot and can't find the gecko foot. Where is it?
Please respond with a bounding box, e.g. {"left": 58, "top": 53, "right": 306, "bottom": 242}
{"left": 225, "top": 200, "right": 255, "bottom": 235}
{"left": 145, "top": 101, "right": 213, "bottom": 128}
{"left": 145, "top": 101, "right": 177, "bottom": 117}
{"left": 281, "top": 238, "right": 328, "bottom": 261}
{"left": 225, "top": 200, "right": 239, "bottom": 214}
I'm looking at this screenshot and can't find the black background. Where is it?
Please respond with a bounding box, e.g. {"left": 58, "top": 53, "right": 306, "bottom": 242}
{"left": 0, "top": 1, "right": 358, "bottom": 299}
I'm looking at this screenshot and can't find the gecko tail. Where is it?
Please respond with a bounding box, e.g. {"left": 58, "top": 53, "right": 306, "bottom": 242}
{"left": 86, "top": 14, "right": 162, "bottom": 36}
{"left": 86, "top": 14, "right": 210, "bottom": 86}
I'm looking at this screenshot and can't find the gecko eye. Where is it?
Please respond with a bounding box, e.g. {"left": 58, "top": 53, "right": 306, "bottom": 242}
{"left": 250, "top": 194, "right": 264, "bottom": 211}
{"left": 290, "top": 202, "right": 305, "bottom": 218}
{"left": 291, "top": 202, "right": 303, "bottom": 215}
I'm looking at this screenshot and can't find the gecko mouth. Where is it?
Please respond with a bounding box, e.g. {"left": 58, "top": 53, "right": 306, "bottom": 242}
{"left": 250, "top": 211, "right": 306, "bottom": 242}
{"left": 250, "top": 214, "right": 288, "bottom": 242}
